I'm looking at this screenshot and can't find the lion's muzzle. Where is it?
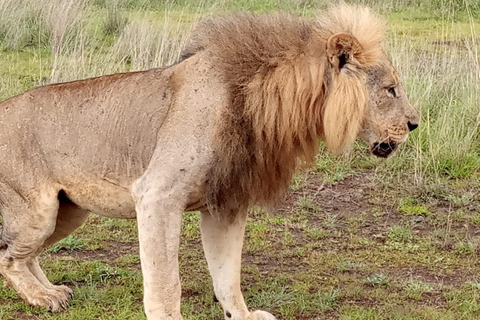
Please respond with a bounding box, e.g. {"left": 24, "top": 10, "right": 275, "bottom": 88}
{"left": 371, "top": 141, "right": 397, "bottom": 158}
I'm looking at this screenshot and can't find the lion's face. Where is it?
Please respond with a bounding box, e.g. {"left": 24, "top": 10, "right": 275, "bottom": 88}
{"left": 323, "top": 33, "right": 419, "bottom": 157}
{"left": 359, "top": 59, "right": 419, "bottom": 158}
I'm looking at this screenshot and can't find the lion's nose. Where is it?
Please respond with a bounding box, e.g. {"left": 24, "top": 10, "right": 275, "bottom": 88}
{"left": 407, "top": 121, "right": 418, "bottom": 132}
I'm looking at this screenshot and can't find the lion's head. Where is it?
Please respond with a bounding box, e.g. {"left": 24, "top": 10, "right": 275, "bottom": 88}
{"left": 182, "top": 4, "right": 419, "bottom": 214}
{"left": 361, "top": 61, "right": 419, "bottom": 157}
{"left": 318, "top": 6, "right": 419, "bottom": 158}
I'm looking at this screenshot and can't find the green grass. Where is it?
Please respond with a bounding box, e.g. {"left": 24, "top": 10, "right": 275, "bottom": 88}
{"left": 0, "top": 0, "right": 479, "bottom": 319}
{"left": 0, "top": 170, "right": 478, "bottom": 319}
{"left": 47, "top": 236, "right": 86, "bottom": 254}
{"left": 397, "top": 197, "right": 430, "bottom": 216}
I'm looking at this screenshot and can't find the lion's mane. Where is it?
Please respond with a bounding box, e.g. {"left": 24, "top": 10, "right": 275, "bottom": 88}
{"left": 181, "top": 5, "right": 386, "bottom": 216}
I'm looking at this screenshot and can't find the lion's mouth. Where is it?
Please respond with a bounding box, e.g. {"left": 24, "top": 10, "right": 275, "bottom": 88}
{"left": 371, "top": 141, "right": 397, "bottom": 158}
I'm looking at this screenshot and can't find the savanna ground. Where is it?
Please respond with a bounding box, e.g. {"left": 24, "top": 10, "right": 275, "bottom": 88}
{"left": 0, "top": 0, "right": 479, "bottom": 319}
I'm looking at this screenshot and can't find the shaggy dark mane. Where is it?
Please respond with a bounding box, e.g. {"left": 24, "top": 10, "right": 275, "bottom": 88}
{"left": 181, "top": 6, "right": 386, "bottom": 217}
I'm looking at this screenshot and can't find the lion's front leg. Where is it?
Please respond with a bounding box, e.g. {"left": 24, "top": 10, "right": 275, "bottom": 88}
{"left": 200, "top": 210, "right": 277, "bottom": 320}
{"left": 135, "top": 186, "right": 184, "bottom": 320}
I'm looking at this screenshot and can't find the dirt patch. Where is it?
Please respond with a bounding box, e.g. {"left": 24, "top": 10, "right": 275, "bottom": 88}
{"left": 52, "top": 241, "right": 139, "bottom": 265}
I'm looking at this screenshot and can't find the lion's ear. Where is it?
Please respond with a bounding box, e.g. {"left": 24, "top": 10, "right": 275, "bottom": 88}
{"left": 326, "top": 33, "right": 364, "bottom": 72}
{"left": 323, "top": 33, "right": 368, "bottom": 154}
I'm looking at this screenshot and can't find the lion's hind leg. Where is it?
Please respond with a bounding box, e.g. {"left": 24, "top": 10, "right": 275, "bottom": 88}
{"left": 200, "top": 210, "right": 277, "bottom": 320}
{"left": 27, "top": 196, "right": 90, "bottom": 304}
{"left": 0, "top": 185, "right": 73, "bottom": 312}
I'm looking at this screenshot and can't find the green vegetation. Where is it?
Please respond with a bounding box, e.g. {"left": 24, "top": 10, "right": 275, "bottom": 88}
{"left": 0, "top": 0, "right": 479, "bottom": 319}
{"left": 397, "top": 197, "right": 430, "bottom": 216}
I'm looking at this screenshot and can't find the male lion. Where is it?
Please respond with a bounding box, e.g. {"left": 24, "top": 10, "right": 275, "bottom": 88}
{"left": 0, "top": 4, "right": 418, "bottom": 320}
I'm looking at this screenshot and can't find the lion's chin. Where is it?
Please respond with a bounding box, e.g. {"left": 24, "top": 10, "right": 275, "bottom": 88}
{"left": 371, "top": 141, "right": 397, "bottom": 158}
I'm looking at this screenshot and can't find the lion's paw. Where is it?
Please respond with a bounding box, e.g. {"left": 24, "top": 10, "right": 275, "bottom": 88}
{"left": 26, "top": 288, "right": 72, "bottom": 312}
{"left": 248, "top": 310, "right": 277, "bottom": 320}
{"left": 52, "top": 284, "right": 74, "bottom": 300}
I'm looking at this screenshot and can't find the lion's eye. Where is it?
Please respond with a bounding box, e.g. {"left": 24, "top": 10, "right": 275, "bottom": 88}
{"left": 387, "top": 87, "right": 397, "bottom": 98}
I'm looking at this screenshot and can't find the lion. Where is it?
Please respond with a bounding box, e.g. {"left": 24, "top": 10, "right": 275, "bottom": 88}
{"left": 0, "top": 4, "right": 418, "bottom": 320}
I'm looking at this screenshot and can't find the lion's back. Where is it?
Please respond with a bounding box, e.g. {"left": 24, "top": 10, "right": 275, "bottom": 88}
{"left": 0, "top": 67, "right": 175, "bottom": 197}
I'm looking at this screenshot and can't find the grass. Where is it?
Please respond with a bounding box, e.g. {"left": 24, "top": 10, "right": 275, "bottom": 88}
{"left": 0, "top": 0, "right": 479, "bottom": 319}
{"left": 0, "top": 172, "right": 478, "bottom": 319}
{"left": 397, "top": 198, "right": 430, "bottom": 216}
{"left": 46, "top": 236, "right": 86, "bottom": 254}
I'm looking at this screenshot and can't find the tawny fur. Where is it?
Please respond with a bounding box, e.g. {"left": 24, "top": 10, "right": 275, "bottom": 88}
{"left": 182, "top": 5, "right": 387, "bottom": 216}
{"left": 0, "top": 4, "right": 419, "bottom": 318}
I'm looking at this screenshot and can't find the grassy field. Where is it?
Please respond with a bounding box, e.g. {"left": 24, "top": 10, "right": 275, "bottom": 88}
{"left": 0, "top": 0, "right": 479, "bottom": 319}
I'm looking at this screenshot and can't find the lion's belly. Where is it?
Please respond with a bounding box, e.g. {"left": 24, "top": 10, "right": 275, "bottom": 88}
{"left": 63, "top": 180, "right": 137, "bottom": 219}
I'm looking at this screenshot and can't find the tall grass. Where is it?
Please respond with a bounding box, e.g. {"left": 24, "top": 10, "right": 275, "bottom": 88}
{"left": 0, "top": 0, "right": 87, "bottom": 52}
{"left": 0, "top": 0, "right": 478, "bottom": 182}
{"left": 0, "top": 0, "right": 47, "bottom": 50}
{"left": 103, "top": 0, "right": 129, "bottom": 36}
{"left": 110, "top": 13, "right": 193, "bottom": 70}
{"left": 384, "top": 9, "right": 480, "bottom": 182}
